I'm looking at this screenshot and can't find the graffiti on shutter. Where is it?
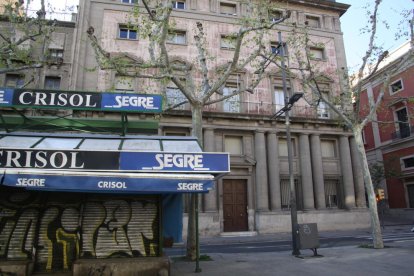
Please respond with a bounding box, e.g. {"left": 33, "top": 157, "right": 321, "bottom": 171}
{"left": 0, "top": 188, "right": 159, "bottom": 272}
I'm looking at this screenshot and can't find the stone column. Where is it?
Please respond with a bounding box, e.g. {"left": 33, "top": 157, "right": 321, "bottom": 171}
{"left": 299, "top": 133, "right": 314, "bottom": 209}
{"left": 339, "top": 136, "right": 356, "bottom": 209}
{"left": 267, "top": 131, "right": 281, "bottom": 210}
{"left": 255, "top": 130, "right": 269, "bottom": 211}
{"left": 310, "top": 134, "right": 326, "bottom": 209}
{"left": 350, "top": 137, "right": 367, "bottom": 208}
{"left": 203, "top": 128, "right": 218, "bottom": 211}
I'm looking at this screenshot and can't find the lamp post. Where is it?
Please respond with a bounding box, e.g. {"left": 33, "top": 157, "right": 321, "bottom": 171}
{"left": 272, "top": 31, "right": 303, "bottom": 256}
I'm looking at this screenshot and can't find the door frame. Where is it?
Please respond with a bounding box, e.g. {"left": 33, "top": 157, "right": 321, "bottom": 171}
{"left": 219, "top": 175, "right": 253, "bottom": 232}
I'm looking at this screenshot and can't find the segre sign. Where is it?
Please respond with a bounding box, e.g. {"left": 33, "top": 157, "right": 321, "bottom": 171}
{"left": 2, "top": 174, "right": 214, "bottom": 193}
{"left": 0, "top": 88, "right": 162, "bottom": 113}
{"left": 0, "top": 149, "right": 230, "bottom": 173}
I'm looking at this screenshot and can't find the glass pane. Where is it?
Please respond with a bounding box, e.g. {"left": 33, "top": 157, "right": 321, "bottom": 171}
{"left": 224, "top": 136, "right": 242, "bottom": 155}
{"left": 321, "top": 140, "right": 335, "bottom": 158}
{"left": 35, "top": 138, "right": 82, "bottom": 149}
{"left": 278, "top": 139, "right": 288, "bottom": 156}
{"left": 274, "top": 89, "right": 284, "bottom": 106}
{"left": 129, "top": 30, "right": 137, "bottom": 40}
{"left": 45, "top": 77, "right": 61, "bottom": 89}
{"left": 122, "top": 139, "right": 161, "bottom": 151}
{"left": 162, "top": 140, "right": 202, "bottom": 152}
{"left": 119, "top": 28, "right": 128, "bottom": 39}
{"left": 79, "top": 139, "right": 121, "bottom": 150}
{"left": 0, "top": 136, "right": 40, "bottom": 148}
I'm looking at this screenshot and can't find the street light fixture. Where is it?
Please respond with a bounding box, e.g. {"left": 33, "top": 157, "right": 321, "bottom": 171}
{"left": 271, "top": 32, "right": 303, "bottom": 256}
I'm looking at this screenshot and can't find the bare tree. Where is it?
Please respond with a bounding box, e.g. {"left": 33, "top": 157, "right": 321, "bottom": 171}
{"left": 0, "top": 0, "right": 56, "bottom": 83}
{"left": 87, "top": 0, "right": 292, "bottom": 259}
{"left": 276, "top": 0, "right": 414, "bottom": 249}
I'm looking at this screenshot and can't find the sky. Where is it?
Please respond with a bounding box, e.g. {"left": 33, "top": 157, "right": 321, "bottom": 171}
{"left": 339, "top": 0, "right": 413, "bottom": 71}
{"left": 26, "top": 0, "right": 413, "bottom": 71}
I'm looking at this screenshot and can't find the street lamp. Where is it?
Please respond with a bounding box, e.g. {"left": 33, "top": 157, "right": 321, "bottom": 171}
{"left": 271, "top": 31, "right": 303, "bottom": 256}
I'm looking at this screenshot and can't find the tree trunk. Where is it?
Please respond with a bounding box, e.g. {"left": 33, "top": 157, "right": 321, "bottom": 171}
{"left": 353, "top": 129, "right": 384, "bottom": 248}
{"left": 186, "top": 103, "right": 203, "bottom": 260}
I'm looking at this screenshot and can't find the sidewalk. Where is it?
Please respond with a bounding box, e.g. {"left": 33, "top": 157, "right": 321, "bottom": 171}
{"left": 171, "top": 220, "right": 414, "bottom": 276}
{"left": 171, "top": 244, "right": 414, "bottom": 276}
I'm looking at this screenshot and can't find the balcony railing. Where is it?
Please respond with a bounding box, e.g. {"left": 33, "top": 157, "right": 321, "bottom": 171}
{"left": 391, "top": 125, "right": 414, "bottom": 140}
{"left": 166, "top": 98, "right": 339, "bottom": 120}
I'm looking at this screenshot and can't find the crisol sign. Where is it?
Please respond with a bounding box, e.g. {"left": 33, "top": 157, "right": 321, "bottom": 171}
{"left": 0, "top": 149, "right": 230, "bottom": 173}
{"left": 0, "top": 88, "right": 162, "bottom": 113}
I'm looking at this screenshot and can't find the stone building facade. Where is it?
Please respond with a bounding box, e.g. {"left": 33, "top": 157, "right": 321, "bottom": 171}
{"left": 69, "top": 0, "right": 370, "bottom": 236}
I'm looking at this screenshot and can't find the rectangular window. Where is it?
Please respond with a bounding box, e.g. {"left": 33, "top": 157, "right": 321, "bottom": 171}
{"left": 305, "top": 15, "right": 321, "bottom": 28}
{"left": 389, "top": 79, "right": 403, "bottom": 94}
{"left": 269, "top": 9, "right": 283, "bottom": 22}
{"left": 172, "top": 1, "right": 186, "bottom": 9}
{"left": 115, "top": 75, "right": 134, "bottom": 91}
{"left": 280, "top": 178, "right": 303, "bottom": 210}
{"left": 325, "top": 179, "right": 341, "bottom": 208}
{"left": 122, "top": 0, "right": 138, "bottom": 3}
{"left": 167, "top": 30, "right": 187, "bottom": 44}
{"left": 49, "top": 49, "right": 64, "bottom": 58}
{"left": 220, "top": 2, "right": 237, "bottom": 16}
{"left": 271, "top": 42, "right": 287, "bottom": 56}
{"left": 221, "top": 35, "right": 236, "bottom": 50}
{"left": 310, "top": 47, "right": 324, "bottom": 60}
{"left": 119, "top": 25, "right": 138, "bottom": 40}
{"left": 321, "top": 140, "right": 336, "bottom": 158}
{"left": 317, "top": 84, "right": 330, "bottom": 119}
{"left": 278, "top": 138, "right": 296, "bottom": 157}
{"left": 402, "top": 157, "right": 414, "bottom": 169}
{"left": 224, "top": 136, "right": 243, "bottom": 155}
{"left": 44, "top": 76, "right": 61, "bottom": 90}
{"left": 166, "top": 87, "right": 187, "bottom": 110}
{"left": 223, "top": 81, "right": 240, "bottom": 112}
{"left": 396, "top": 107, "right": 410, "bottom": 138}
{"left": 5, "top": 74, "right": 24, "bottom": 88}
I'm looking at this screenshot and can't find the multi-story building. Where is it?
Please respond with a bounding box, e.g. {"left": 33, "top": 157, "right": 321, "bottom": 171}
{"left": 0, "top": 0, "right": 374, "bottom": 274}
{"left": 360, "top": 41, "right": 414, "bottom": 220}
{"left": 72, "top": 0, "right": 369, "bottom": 237}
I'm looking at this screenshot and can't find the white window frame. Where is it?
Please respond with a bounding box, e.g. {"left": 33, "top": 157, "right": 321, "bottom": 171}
{"left": 118, "top": 25, "right": 138, "bottom": 40}
{"left": 389, "top": 78, "right": 404, "bottom": 95}
{"left": 394, "top": 106, "right": 411, "bottom": 139}
{"left": 167, "top": 30, "right": 187, "bottom": 45}
{"left": 401, "top": 155, "right": 414, "bottom": 171}
{"left": 172, "top": 1, "right": 186, "bottom": 9}
{"left": 219, "top": 2, "right": 237, "bottom": 16}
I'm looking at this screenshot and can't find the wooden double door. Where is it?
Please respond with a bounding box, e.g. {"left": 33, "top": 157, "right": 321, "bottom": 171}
{"left": 223, "top": 179, "right": 248, "bottom": 232}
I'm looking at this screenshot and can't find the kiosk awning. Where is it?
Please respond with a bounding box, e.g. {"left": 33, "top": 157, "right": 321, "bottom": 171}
{"left": 0, "top": 132, "right": 229, "bottom": 194}
{"left": 1, "top": 169, "right": 214, "bottom": 193}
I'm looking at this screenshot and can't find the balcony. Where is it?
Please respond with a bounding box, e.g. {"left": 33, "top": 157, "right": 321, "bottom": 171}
{"left": 391, "top": 125, "right": 414, "bottom": 140}
{"left": 166, "top": 98, "right": 338, "bottom": 120}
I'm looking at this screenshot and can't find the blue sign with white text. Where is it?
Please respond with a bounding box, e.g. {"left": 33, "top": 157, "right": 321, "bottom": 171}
{"left": 2, "top": 173, "right": 214, "bottom": 193}
{"left": 0, "top": 88, "right": 162, "bottom": 113}
{"left": 120, "top": 152, "right": 230, "bottom": 173}
{"left": 102, "top": 93, "right": 162, "bottom": 112}
{"left": 0, "top": 88, "right": 14, "bottom": 106}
